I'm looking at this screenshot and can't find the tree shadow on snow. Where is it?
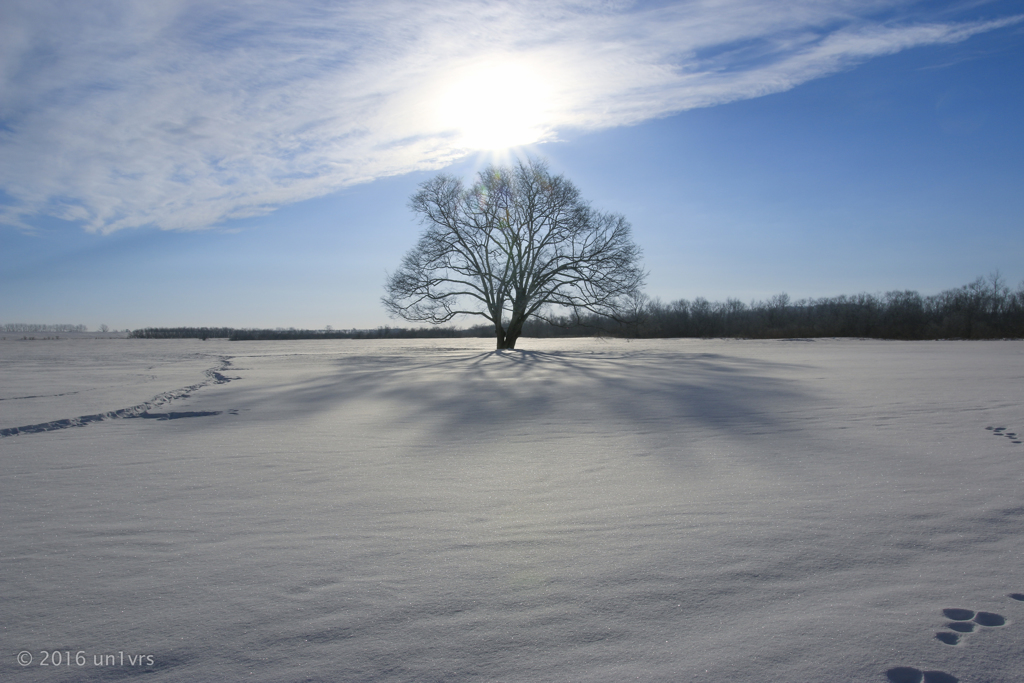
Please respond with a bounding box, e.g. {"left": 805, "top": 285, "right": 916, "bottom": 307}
{"left": 225, "top": 344, "right": 819, "bottom": 457}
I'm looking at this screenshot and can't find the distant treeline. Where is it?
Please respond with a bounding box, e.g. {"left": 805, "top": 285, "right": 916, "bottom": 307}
{"left": 127, "top": 275, "right": 1024, "bottom": 341}
{"left": 128, "top": 326, "right": 488, "bottom": 340}
{"left": 130, "top": 327, "right": 238, "bottom": 340}
{"left": 610, "top": 274, "right": 1024, "bottom": 340}
{"left": 2, "top": 323, "right": 88, "bottom": 333}
{"left": 230, "top": 326, "right": 485, "bottom": 340}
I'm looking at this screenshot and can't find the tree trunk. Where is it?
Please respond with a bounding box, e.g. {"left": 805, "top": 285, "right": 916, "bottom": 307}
{"left": 504, "top": 315, "right": 524, "bottom": 350}
{"left": 494, "top": 322, "right": 523, "bottom": 349}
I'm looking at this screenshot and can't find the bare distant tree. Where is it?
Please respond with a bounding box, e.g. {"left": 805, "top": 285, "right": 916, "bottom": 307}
{"left": 99, "top": 324, "right": 109, "bottom": 333}
{"left": 988, "top": 270, "right": 1008, "bottom": 312}
{"left": 382, "top": 159, "right": 646, "bottom": 349}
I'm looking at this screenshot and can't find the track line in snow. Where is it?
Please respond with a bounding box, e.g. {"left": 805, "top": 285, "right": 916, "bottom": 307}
{"left": 0, "top": 357, "right": 237, "bottom": 438}
{"left": 0, "top": 391, "right": 80, "bottom": 401}
{"left": 986, "top": 425, "right": 1023, "bottom": 445}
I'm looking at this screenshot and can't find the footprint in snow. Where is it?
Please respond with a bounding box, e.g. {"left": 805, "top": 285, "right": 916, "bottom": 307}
{"left": 935, "top": 607, "right": 1006, "bottom": 646}
{"left": 985, "top": 426, "right": 1023, "bottom": 444}
{"left": 885, "top": 667, "right": 958, "bottom": 683}
{"left": 888, "top": 597, "right": 1019, "bottom": 680}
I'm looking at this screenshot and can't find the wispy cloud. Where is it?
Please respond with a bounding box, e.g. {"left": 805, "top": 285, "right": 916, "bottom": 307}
{"left": 0, "top": 0, "right": 1019, "bottom": 233}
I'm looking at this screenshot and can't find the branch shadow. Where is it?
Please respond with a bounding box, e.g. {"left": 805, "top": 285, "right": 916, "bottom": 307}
{"left": 222, "top": 344, "right": 818, "bottom": 457}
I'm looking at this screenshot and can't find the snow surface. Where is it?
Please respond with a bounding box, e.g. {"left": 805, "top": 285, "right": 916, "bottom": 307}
{"left": 2, "top": 337, "right": 1023, "bottom": 682}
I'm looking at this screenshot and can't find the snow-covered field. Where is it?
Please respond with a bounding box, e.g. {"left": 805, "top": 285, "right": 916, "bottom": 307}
{"left": 2, "top": 337, "right": 1022, "bottom": 682}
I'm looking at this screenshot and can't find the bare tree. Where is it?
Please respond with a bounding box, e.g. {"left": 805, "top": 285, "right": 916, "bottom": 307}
{"left": 383, "top": 159, "right": 646, "bottom": 349}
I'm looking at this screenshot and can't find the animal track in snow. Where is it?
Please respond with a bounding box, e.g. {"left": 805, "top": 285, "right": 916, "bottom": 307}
{"left": 972, "top": 612, "right": 1005, "bottom": 627}
{"left": 0, "top": 358, "right": 236, "bottom": 437}
{"left": 944, "top": 621, "right": 975, "bottom": 633}
{"left": 0, "top": 391, "right": 80, "bottom": 401}
{"left": 985, "top": 426, "right": 1022, "bottom": 444}
{"left": 941, "top": 608, "right": 973, "bottom": 621}
{"left": 887, "top": 597, "right": 1019, "bottom": 681}
{"left": 885, "top": 667, "right": 958, "bottom": 683}
{"left": 935, "top": 608, "right": 1007, "bottom": 646}
{"left": 136, "top": 411, "right": 222, "bottom": 420}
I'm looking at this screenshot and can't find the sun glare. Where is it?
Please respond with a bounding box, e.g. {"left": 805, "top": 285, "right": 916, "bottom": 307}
{"left": 433, "top": 60, "right": 554, "bottom": 151}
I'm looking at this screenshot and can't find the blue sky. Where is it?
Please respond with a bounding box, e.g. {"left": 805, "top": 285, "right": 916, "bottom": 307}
{"left": 1, "top": 0, "right": 1022, "bottom": 330}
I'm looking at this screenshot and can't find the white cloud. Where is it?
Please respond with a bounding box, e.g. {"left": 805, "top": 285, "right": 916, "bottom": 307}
{"left": 0, "top": 0, "right": 1019, "bottom": 233}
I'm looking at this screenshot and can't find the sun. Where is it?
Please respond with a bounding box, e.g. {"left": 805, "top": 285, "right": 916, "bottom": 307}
{"left": 433, "top": 59, "right": 555, "bottom": 151}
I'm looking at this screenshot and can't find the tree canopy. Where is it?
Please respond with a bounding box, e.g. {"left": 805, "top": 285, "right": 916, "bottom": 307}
{"left": 383, "top": 159, "right": 646, "bottom": 349}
